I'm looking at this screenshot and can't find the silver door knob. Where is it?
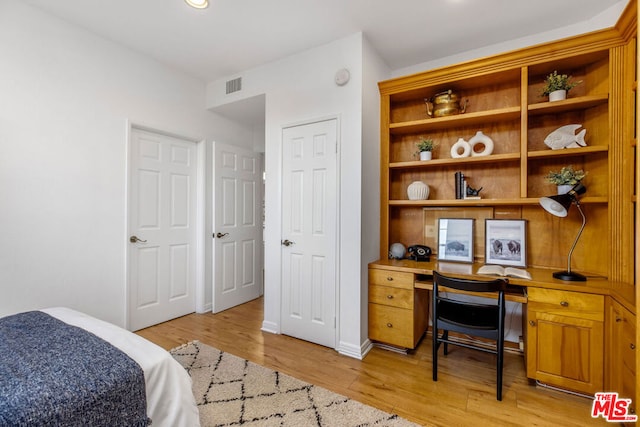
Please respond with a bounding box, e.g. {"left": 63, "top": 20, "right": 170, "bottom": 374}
{"left": 215, "top": 232, "right": 229, "bottom": 238}
{"left": 129, "top": 235, "right": 147, "bottom": 243}
{"left": 281, "top": 239, "right": 295, "bottom": 247}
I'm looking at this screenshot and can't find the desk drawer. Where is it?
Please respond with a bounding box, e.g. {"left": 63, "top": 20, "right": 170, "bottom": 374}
{"left": 368, "top": 303, "right": 413, "bottom": 348}
{"left": 369, "top": 268, "right": 413, "bottom": 289}
{"left": 528, "top": 288, "right": 604, "bottom": 321}
{"left": 369, "top": 284, "right": 413, "bottom": 309}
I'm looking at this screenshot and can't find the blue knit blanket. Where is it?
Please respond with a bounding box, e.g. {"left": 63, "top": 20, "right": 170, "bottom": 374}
{"left": 0, "top": 311, "right": 149, "bottom": 426}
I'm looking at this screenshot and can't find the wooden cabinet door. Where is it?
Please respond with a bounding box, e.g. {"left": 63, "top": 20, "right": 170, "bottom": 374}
{"left": 527, "top": 309, "right": 604, "bottom": 395}
{"left": 607, "top": 299, "right": 636, "bottom": 412}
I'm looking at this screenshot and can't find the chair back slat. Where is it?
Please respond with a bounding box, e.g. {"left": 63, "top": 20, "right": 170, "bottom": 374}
{"left": 433, "top": 270, "right": 507, "bottom": 293}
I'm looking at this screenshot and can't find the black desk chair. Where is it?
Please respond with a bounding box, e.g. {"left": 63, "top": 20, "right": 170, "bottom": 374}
{"left": 432, "top": 271, "right": 508, "bottom": 401}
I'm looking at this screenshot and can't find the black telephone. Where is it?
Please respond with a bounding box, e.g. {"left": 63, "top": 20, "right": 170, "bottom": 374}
{"left": 407, "top": 245, "right": 432, "bottom": 261}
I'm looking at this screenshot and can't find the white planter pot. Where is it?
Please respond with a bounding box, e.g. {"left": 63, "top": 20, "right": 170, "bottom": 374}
{"left": 557, "top": 184, "right": 572, "bottom": 195}
{"left": 407, "top": 181, "right": 430, "bottom": 200}
{"left": 419, "top": 151, "right": 432, "bottom": 161}
{"left": 549, "top": 89, "right": 567, "bottom": 102}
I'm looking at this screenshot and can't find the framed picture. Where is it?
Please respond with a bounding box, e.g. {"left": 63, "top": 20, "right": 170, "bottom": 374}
{"left": 437, "top": 218, "right": 474, "bottom": 263}
{"left": 423, "top": 207, "right": 494, "bottom": 260}
{"left": 485, "top": 219, "right": 527, "bottom": 267}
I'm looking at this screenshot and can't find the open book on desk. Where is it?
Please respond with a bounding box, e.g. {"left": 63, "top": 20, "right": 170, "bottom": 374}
{"left": 477, "top": 264, "right": 531, "bottom": 280}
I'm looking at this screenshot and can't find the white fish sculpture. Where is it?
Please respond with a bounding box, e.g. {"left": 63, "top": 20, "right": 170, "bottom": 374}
{"left": 544, "top": 124, "right": 587, "bottom": 150}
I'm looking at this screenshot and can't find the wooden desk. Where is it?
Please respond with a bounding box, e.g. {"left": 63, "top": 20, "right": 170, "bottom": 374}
{"left": 368, "top": 258, "right": 636, "bottom": 396}
{"left": 369, "top": 258, "right": 620, "bottom": 297}
{"left": 413, "top": 279, "right": 527, "bottom": 303}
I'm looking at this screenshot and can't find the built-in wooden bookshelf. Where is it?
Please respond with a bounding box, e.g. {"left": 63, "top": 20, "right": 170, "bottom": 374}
{"left": 375, "top": 0, "right": 637, "bottom": 402}
{"left": 379, "top": 31, "right": 634, "bottom": 281}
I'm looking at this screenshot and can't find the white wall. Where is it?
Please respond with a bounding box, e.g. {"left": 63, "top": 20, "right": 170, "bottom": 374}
{"left": 360, "top": 37, "right": 390, "bottom": 350}
{"left": 393, "top": 0, "right": 628, "bottom": 78}
{"left": 207, "top": 33, "right": 377, "bottom": 357}
{"left": 0, "top": 0, "right": 252, "bottom": 326}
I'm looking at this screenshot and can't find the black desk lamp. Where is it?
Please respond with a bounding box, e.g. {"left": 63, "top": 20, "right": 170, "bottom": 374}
{"left": 539, "top": 183, "right": 587, "bottom": 281}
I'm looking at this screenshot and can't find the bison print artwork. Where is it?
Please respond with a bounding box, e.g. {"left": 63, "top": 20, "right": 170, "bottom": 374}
{"left": 437, "top": 218, "right": 474, "bottom": 263}
{"left": 485, "top": 219, "right": 527, "bottom": 267}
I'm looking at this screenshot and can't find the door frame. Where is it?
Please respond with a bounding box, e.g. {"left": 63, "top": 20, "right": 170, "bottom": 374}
{"left": 124, "top": 122, "right": 206, "bottom": 330}
{"left": 264, "top": 115, "right": 341, "bottom": 349}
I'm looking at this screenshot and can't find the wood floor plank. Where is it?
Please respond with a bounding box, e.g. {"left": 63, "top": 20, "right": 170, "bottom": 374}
{"left": 136, "top": 297, "right": 606, "bottom": 426}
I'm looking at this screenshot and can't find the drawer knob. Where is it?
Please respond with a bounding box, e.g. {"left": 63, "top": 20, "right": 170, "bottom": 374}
{"left": 386, "top": 277, "right": 393, "bottom": 281}
{"left": 560, "top": 301, "right": 569, "bottom": 307}
{"left": 616, "top": 317, "right": 622, "bottom": 322}
{"left": 386, "top": 323, "right": 393, "bottom": 328}
{"left": 387, "top": 295, "right": 394, "bottom": 299}
{"left": 529, "top": 320, "right": 536, "bottom": 327}
{"left": 631, "top": 343, "right": 636, "bottom": 350}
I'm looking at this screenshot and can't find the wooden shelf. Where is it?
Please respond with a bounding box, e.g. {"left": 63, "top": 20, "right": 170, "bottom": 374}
{"left": 527, "top": 145, "right": 608, "bottom": 159}
{"left": 388, "top": 146, "right": 608, "bottom": 169}
{"left": 390, "top": 153, "right": 520, "bottom": 169}
{"left": 389, "top": 107, "right": 520, "bottom": 134}
{"left": 528, "top": 94, "right": 609, "bottom": 116}
{"left": 387, "top": 197, "right": 608, "bottom": 207}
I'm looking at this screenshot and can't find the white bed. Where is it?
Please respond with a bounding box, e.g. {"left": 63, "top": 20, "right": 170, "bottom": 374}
{"left": 41, "top": 307, "right": 200, "bottom": 427}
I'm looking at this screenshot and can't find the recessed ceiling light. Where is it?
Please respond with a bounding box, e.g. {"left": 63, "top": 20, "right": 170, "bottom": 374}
{"left": 185, "top": 0, "right": 209, "bottom": 9}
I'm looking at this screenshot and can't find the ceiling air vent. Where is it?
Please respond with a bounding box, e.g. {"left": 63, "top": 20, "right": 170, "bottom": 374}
{"left": 226, "top": 77, "right": 242, "bottom": 94}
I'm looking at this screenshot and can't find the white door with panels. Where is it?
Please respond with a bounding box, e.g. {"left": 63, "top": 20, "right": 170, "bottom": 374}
{"left": 212, "top": 143, "right": 263, "bottom": 313}
{"left": 128, "top": 128, "right": 197, "bottom": 331}
{"left": 281, "top": 119, "right": 338, "bottom": 348}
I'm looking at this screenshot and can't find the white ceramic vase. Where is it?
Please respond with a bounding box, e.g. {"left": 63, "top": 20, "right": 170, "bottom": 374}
{"left": 557, "top": 184, "right": 572, "bottom": 195}
{"left": 468, "top": 130, "right": 494, "bottom": 157}
{"left": 419, "top": 151, "right": 432, "bottom": 161}
{"left": 451, "top": 138, "right": 471, "bottom": 158}
{"left": 549, "top": 89, "right": 567, "bottom": 102}
{"left": 407, "top": 181, "right": 430, "bottom": 200}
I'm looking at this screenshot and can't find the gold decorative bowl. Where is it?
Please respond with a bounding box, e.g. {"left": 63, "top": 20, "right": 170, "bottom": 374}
{"left": 425, "top": 90, "right": 468, "bottom": 118}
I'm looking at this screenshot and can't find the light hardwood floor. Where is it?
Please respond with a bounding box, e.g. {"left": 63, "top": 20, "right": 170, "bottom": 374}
{"left": 136, "top": 297, "right": 607, "bottom": 427}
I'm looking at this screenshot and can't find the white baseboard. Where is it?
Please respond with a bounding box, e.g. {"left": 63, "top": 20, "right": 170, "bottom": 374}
{"left": 261, "top": 320, "right": 279, "bottom": 334}
{"left": 197, "top": 303, "right": 212, "bottom": 314}
{"left": 337, "top": 338, "right": 374, "bottom": 360}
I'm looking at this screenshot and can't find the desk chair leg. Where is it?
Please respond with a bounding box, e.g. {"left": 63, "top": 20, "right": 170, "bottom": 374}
{"left": 443, "top": 330, "right": 449, "bottom": 355}
{"left": 432, "top": 327, "right": 438, "bottom": 381}
{"left": 496, "top": 303, "right": 505, "bottom": 401}
{"left": 497, "top": 333, "right": 504, "bottom": 401}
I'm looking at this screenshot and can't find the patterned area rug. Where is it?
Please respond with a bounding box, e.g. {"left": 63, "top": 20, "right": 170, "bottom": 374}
{"left": 170, "top": 341, "right": 418, "bottom": 427}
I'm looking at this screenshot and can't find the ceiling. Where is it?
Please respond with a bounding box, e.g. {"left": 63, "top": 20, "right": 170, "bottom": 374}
{"left": 23, "top": 0, "right": 627, "bottom": 83}
{"left": 23, "top": 0, "right": 626, "bottom": 125}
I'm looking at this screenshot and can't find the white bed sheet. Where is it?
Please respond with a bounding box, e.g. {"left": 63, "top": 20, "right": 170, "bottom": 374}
{"left": 41, "top": 307, "right": 200, "bottom": 427}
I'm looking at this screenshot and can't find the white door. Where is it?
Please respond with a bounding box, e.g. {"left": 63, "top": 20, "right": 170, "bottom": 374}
{"left": 128, "top": 128, "right": 197, "bottom": 331}
{"left": 212, "top": 143, "right": 263, "bottom": 313}
{"left": 281, "top": 119, "right": 338, "bottom": 348}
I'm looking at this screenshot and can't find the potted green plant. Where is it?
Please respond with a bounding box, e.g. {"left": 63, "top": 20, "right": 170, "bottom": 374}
{"left": 416, "top": 138, "right": 436, "bottom": 161}
{"left": 541, "top": 70, "right": 582, "bottom": 101}
{"left": 545, "top": 165, "right": 587, "bottom": 194}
